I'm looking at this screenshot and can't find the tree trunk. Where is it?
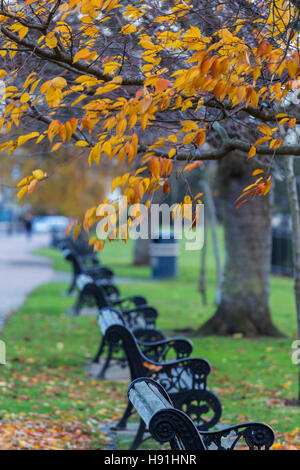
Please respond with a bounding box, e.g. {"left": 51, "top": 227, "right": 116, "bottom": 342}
{"left": 199, "top": 152, "right": 282, "bottom": 337}
{"left": 284, "top": 154, "right": 300, "bottom": 405}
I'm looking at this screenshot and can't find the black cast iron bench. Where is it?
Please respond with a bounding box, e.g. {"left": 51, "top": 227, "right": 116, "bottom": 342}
{"left": 63, "top": 249, "right": 114, "bottom": 294}
{"left": 128, "top": 377, "right": 275, "bottom": 451}
{"left": 71, "top": 274, "right": 148, "bottom": 316}
{"left": 57, "top": 234, "right": 100, "bottom": 266}
{"left": 98, "top": 307, "right": 222, "bottom": 447}
{"left": 73, "top": 275, "right": 167, "bottom": 377}
{"left": 73, "top": 274, "right": 160, "bottom": 336}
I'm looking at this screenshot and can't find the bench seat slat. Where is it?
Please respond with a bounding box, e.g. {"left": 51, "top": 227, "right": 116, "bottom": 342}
{"left": 98, "top": 307, "right": 124, "bottom": 335}
{"left": 128, "top": 381, "right": 173, "bottom": 427}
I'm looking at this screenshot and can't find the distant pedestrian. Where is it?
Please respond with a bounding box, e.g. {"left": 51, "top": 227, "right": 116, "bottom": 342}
{"left": 23, "top": 212, "right": 33, "bottom": 238}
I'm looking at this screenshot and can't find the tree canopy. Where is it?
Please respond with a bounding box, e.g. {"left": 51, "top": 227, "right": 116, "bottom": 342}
{"left": 0, "top": 0, "right": 299, "bottom": 245}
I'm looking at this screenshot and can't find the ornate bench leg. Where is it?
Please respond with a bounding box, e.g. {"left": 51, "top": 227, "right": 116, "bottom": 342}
{"left": 70, "top": 293, "right": 83, "bottom": 316}
{"left": 115, "top": 401, "right": 133, "bottom": 430}
{"left": 92, "top": 338, "right": 105, "bottom": 364}
{"left": 67, "top": 274, "right": 76, "bottom": 295}
{"left": 96, "top": 343, "right": 113, "bottom": 379}
{"left": 130, "top": 420, "right": 146, "bottom": 450}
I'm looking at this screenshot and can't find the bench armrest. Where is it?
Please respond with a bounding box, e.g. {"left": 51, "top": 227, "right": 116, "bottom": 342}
{"left": 147, "top": 357, "right": 211, "bottom": 393}
{"left": 121, "top": 306, "right": 158, "bottom": 330}
{"left": 199, "top": 422, "right": 275, "bottom": 450}
{"left": 85, "top": 266, "right": 114, "bottom": 280}
{"left": 112, "top": 295, "right": 147, "bottom": 308}
{"left": 139, "top": 337, "right": 193, "bottom": 361}
{"left": 78, "top": 254, "right": 99, "bottom": 265}
{"left": 134, "top": 328, "right": 166, "bottom": 343}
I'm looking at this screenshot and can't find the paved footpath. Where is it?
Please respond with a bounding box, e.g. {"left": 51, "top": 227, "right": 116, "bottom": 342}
{"left": 0, "top": 233, "right": 65, "bottom": 329}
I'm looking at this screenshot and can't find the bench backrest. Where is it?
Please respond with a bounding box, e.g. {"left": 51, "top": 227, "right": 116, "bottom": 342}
{"left": 76, "top": 274, "right": 109, "bottom": 307}
{"left": 98, "top": 308, "right": 211, "bottom": 396}
{"left": 98, "top": 307, "right": 125, "bottom": 335}
{"left": 77, "top": 277, "right": 159, "bottom": 333}
{"left": 98, "top": 308, "right": 150, "bottom": 378}
{"left": 76, "top": 274, "right": 94, "bottom": 292}
{"left": 128, "top": 378, "right": 205, "bottom": 450}
{"left": 63, "top": 249, "right": 82, "bottom": 275}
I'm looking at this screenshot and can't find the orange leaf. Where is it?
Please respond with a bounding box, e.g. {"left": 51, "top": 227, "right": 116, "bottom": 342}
{"left": 184, "top": 161, "right": 203, "bottom": 172}
{"left": 66, "top": 220, "right": 76, "bottom": 236}
{"left": 257, "top": 40, "right": 270, "bottom": 57}
{"left": 195, "top": 131, "right": 206, "bottom": 147}
{"left": 27, "top": 179, "right": 38, "bottom": 194}
{"left": 235, "top": 199, "right": 249, "bottom": 209}
{"left": 252, "top": 169, "right": 264, "bottom": 176}
{"left": 143, "top": 362, "right": 162, "bottom": 372}
{"left": 248, "top": 146, "right": 256, "bottom": 159}
{"left": 155, "top": 79, "right": 171, "bottom": 93}
{"left": 163, "top": 181, "right": 170, "bottom": 194}
{"left": 149, "top": 157, "right": 160, "bottom": 179}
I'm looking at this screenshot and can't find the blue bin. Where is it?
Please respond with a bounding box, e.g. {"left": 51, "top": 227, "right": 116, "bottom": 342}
{"left": 150, "top": 231, "right": 179, "bottom": 279}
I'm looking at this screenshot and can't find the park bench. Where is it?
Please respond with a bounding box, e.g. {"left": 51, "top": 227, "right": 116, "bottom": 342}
{"left": 74, "top": 275, "right": 167, "bottom": 373}
{"left": 72, "top": 274, "right": 148, "bottom": 316}
{"left": 98, "top": 307, "right": 222, "bottom": 446}
{"left": 128, "top": 377, "right": 275, "bottom": 451}
{"left": 58, "top": 236, "right": 100, "bottom": 267}
{"left": 63, "top": 249, "right": 114, "bottom": 294}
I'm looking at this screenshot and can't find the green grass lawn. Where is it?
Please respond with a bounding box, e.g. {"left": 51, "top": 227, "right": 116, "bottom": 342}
{"left": 1, "top": 231, "right": 298, "bottom": 449}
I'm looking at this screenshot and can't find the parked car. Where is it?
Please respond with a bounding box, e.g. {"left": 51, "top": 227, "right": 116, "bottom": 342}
{"left": 32, "top": 216, "right": 70, "bottom": 233}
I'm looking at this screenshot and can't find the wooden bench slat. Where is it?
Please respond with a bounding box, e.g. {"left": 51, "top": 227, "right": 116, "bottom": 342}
{"left": 128, "top": 381, "right": 171, "bottom": 427}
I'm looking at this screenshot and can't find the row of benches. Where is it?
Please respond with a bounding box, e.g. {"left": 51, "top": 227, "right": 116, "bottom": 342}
{"left": 59, "top": 242, "right": 275, "bottom": 451}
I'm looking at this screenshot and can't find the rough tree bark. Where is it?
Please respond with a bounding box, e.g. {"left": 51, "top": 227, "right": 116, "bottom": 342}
{"left": 199, "top": 152, "right": 282, "bottom": 337}
{"left": 284, "top": 154, "right": 300, "bottom": 405}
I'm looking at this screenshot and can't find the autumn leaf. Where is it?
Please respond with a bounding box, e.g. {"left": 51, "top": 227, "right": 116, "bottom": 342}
{"left": 184, "top": 161, "right": 203, "bottom": 172}
{"left": 248, "top": 146, "right": 256, "bottom": 159}
{"left": 149, "top": 157, "right": 160, "bottom": 179}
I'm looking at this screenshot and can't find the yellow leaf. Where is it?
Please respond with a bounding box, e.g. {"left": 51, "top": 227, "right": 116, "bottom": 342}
{"left": 286, "top": 59, "right": 298, "bottom": 79}
{"left": 182, "top": 132, "right": 196, "bottom": 145}
{"left": 248, "top": 146, "right": 256, "bottom": 159}
{"left": 252, "top": 169, "right": 264, "bottom": 176}
{"left": 20, "top": 93, "right": 31, "bottom": 104}
{"left": 257, "top": 124, "right": 273, "bottom": 136}
{"left": 17, "top": 176, "right": 33, "bottom": 188}
{"left": 75, "top": 140, "right": 89, "bottom": 147}
{"left": 168, "top": 148, "right": 176, "bottom": 158}
{"left": 73, "top": 49, "right": 98, "bottom": 63}
{"left": 32, "top": 169, "right": 46, "bottom": 180}
{"left": 45, "top": 33, "right": 58, "bottom": 49}
{"left": 51, "top": 77, "right": 67, "bottom": 89}
{"left": 17, "top": 186, "right": 28, "bottom": 199}
{"left": 121, "top": 24, "right": 137, "bottom": 35}
{"left": 72, "top": 224, "right": 82, "bottom": 241}
{"left": 17, "top": 132, "right": 39, "bottom": 146}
